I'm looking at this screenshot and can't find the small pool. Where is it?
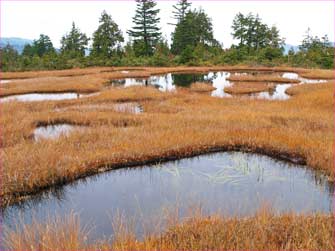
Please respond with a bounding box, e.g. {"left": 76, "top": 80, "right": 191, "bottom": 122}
{"left": 0, "top": 92, "right": 95, "bottom": 103}
{"left": 55, "top": 102, "right": 144, "bottom": 114}
{"left": 34, "top": 124, "right": 81, "bottom": 141}
{"left": 0, "top": 80, "right": 11, "bottom": 84}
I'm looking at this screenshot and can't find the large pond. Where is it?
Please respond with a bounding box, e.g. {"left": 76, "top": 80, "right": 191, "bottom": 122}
{"left": 111, "top": 71, "right": 327, "bottom": 100}
{"left": 2, "top": 152, "right": 333, "bottom": 241}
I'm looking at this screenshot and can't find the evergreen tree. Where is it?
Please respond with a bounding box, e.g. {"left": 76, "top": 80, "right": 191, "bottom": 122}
{"left": 231, "top": 12, "right": 247, "bottom": 47}
{"left": 297, "top": 28, "right": 333, "bottom": 68}
{"left": 22, "top": 34, "right": 55, "bottom": 57}
{"left": 91, "top": 11, "right": 124, "bottom": 59}
{"left": 60, "top": 22, "right": 89, "bottom": 58}
{"left": 267, "top": 26, "right": 284, "bottom": 49}
{"left": 127, "top": 0, "right": 161, "bottom": 56}
{"left": 22, "top": 44, "right": 34, "bottom": 57}
{"left": 170, "top": 0, "right": 192, "bottom": 24}
{"left": 252, "top": 15, "right": 268, "bottom": 51}
{"left": 0, "top": 44, "right": 20, "bottom": 71}
{"left": 231, "top": 12, "right": 284, "bottom": 54}
{"left": 171, "top": 9, "right": 218, "bottom": 55}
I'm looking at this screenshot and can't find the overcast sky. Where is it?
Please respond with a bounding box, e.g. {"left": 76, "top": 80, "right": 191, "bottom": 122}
{"left": 1, "top": 1, "right": 334, "bottom": 48}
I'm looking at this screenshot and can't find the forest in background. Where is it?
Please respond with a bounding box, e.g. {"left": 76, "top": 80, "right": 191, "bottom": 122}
{"left": 0, "top": 0, "right": 333, "bottom": 72}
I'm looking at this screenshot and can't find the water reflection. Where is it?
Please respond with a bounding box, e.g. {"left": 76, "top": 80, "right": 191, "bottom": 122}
{"left": 0, "top": 92, "right": 92, "bottom": 103}
{"left": 111, "top": 71, "right": 326, "bottom": 101}
{"left": 211, "top": 72, "right": 232, "bottom": 98}
{"left": 2, "top": 152, "right": 333, "bottom": 240}
{"left": 34, "top": 124, "right": 81, "bottom": 140}
{"left": 282, "top": 72, "right": 327, "bottom": 84}
{"left": 253, "top": 84, "right": 292, "bottom": 100}
{"left": 0, "top": 80, "right": 11, "bottom": 84}
{"left": 113, "top": 103, "right": 144, "bottom": 114}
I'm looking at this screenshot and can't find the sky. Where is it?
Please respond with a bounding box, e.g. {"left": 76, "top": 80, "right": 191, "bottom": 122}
{"left": 1, "top": 0, "right": 334, "bottom": 48}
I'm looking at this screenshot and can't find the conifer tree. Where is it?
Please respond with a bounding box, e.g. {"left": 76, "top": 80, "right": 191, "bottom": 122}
{"left": 171, "top": 9, "right": 217, "bottom": 55}
{"left": 170, "top": 0, "right": 192, "bottom": 24}
{"left": 91, "top": 11, "right": 124, "bottom": 59}
{"left": 22, "top": 34, "right": 55, "bottom": 57}
{"left": 127, "top": 0, "right": 161, "bottom": 56}
{"left": 60, "top": 22, "right": 89, "bottom": 58}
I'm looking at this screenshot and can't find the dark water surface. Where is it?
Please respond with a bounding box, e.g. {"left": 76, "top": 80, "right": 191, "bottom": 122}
{"left": 2, "top": 152, "right": 333, "bottom": 240}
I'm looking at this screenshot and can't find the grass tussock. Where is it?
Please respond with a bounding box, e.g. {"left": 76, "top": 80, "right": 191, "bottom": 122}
{"left": 224, "top": 82, "right": 275, "bottom": 94}
{"left": 0, "top": 67, "right": 112, "bottom": 79}
{"left": 0, "top": 75, "right": 107, "bottom": 97}
{"left": 3, "top": 210, "right": 333, "bottom": 251}
{"left": 3, "top": 212, "right": 89, "bottom": 251}
{"left": 0, "top": 67, "right": 334, "bottom": 206}
{"left": 189, "top": 82, "right": 216, "bottom": 93}
{"left": 227, "top": 74, "right": 300, "bottom": 83}
{"left": 299, "top": 69, "right": 334, "bottom": 79}
{"left": 286, "top": 81, "right": 334, "bottom": 96}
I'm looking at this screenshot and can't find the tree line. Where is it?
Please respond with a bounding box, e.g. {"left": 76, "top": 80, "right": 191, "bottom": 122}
{"left": 0, "top": 0, "right": 333, "bottom": 71}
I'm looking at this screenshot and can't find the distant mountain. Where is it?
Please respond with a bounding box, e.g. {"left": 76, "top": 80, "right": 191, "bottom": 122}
{"left": 0, "top": 37, "right": 33, "bottom": 54}
{"left": 283, "top": 42, "right": 334, "bottom": 55}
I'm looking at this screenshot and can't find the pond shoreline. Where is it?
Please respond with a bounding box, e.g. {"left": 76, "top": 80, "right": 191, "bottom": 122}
{"left": 1, "top": 144, "right": 311, "bottom": 208}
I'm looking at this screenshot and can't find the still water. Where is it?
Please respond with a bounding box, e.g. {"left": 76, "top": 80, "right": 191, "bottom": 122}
{"left": 111, "top": 71, "right": 326, "bottom": 100}
{"left": 2, "top": 152, "right": 333, "bottom": 240}
{"left": 33, "top": 124, "right": 82, "bottom": 141}
{"left": 0, "top": 93, "right": 87, "bottom": 103}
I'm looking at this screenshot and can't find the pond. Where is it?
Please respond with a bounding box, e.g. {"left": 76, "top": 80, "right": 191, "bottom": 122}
{"left": 2, "top": 152, "right": 333, "bottom": 241}
{"left": 111, "top": 71, "right": 326, "bottom": 100}
{"left": 0, "top": 92, "right": 94, "bottom": 103}
{"left": 55, "top": 102, "right": 144, "bottom": 114}
{"left": 34, "top": 124, "right": 82, "bottom": 141}
{"left": 252, "top": 84, "right": 292, "bottom": 100}
{"left": 0, "top": 80, "right": 11, "bottom": 84}
{"left": 282, "top": 72, "right": 328, "bottom": 84}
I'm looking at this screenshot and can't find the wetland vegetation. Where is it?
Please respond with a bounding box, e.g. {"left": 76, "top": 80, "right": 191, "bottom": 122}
{"left": 0, "top": 0, "right": 334, "bottom": 250}
{"left": 1, "top": 65, "right": 334, "bottom": 250}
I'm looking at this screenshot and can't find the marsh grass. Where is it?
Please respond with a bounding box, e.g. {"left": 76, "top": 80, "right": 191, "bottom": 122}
{"left": 224, "top": 82, "right": 275, "bottom": 94}
{"left": 3, "top": 208, "right": 333, "bottom": 251}
{"left": 227, "top": 74, "right": 301, "bottom": 83}
{"left": 299, "top": 69, "right": 334, "bottom": 79}
{"left": 189, "top": 82, "right": 216, "bottom": 93}
{"left": 0, "top": 67, "right": 334, "bottom": 206}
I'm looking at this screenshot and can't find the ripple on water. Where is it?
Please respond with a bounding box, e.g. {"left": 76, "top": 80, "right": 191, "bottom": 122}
{"left": 2, "top": 152, "right": 333, "bottom": 240}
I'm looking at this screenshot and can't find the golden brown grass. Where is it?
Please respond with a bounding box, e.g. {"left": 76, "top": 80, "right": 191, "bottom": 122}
{"left": 0, "top": 67, "right": 112, "bottom": 79}
{"left": 4, "top": 210, "right": 333, "bottom": 251}
{"left": 2, "top": 65, "right": 331, "bottom": 79}
{"left": 227, "top": 74, "right": 300, "bottom": 83}
{"left": 0, "top": 75, "right": 107, "bottom": 97}
{"left": 299, "top": 69, "right": 334, "bottom": 79}
{"left": 189, "top": 82, "right": 216, "bottom": 93}
{"left": 0, "top": 67, "right": 334, "bottom": 207}
{"left": 224, "top": 82, "right": 275, "bottom": 94}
